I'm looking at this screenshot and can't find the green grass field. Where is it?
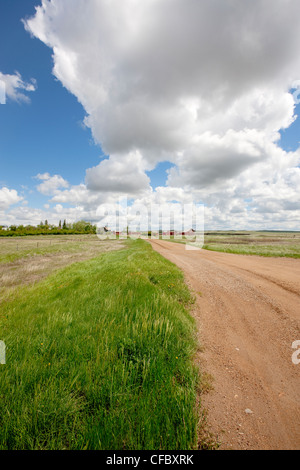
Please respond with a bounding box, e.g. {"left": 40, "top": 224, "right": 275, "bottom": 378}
{"left": 0, "top": 235, "right": 112, "bottom": 264}
{"left": 0, "top": 239, "right": 204, "bottom": 450}
{"left": 202, "top": 231, "right": 300, "bottom": 258}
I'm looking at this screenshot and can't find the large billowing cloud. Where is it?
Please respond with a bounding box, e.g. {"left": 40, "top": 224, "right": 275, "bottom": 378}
{"left": 23, "top": 0, "right": 300, "bottom": 228}
{"left": 85, "top": 151, "right": 150, "bottom": 194}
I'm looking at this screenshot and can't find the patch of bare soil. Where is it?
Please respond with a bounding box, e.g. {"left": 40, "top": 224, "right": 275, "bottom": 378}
{"left": 150, "top": 239, "right": 300, "bottom": 450}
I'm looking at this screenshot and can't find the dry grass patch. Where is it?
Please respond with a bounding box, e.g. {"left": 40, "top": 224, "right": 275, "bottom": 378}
{"left": 0, "top": 236, "right": 125, "bottom": 302}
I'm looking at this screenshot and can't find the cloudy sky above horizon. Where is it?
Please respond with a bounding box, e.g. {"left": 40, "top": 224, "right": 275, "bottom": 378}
{"left": 1, "top": 0, "right": 300, "bottom": 230}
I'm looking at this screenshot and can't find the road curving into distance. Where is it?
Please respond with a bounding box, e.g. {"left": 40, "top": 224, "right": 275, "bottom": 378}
{"left": 149, "top": 239, "right": 300, "bottom": 450}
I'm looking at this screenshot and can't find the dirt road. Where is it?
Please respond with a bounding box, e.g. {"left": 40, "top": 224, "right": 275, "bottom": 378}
{"left": 149, "top": 239, "right": 300, "bottom": 450}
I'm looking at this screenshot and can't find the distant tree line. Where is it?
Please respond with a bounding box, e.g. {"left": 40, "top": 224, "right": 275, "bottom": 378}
{"left": 0, "top": 220, "right": 97, "bottom": 237}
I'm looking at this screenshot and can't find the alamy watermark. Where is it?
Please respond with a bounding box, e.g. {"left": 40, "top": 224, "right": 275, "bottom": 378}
{"left": 292, "top": 340, "right": 300, "bottom": 365}
{"left": 0, "top": 341, "right": 6, "bottom": 365}
{"left": 0, "top": 80, "right": 5, "bottom": 105}
{"left": 95, "top": 199, "right": 204, "bottom": 250}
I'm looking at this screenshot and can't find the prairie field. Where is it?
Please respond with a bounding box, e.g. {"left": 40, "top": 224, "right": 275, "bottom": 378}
{"left": 0, "top": 234, "right": 119, "bottom": 264}
{"left": 0, "top": 235, "right": 125, "bottom": 303}
{"left": 1, "top": 232, "right": 297, "bottom": 450}
{"left": 203, "top": 231, "right": 300, "bottom": 258}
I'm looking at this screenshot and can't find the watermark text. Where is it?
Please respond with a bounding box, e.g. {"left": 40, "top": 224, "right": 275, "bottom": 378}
{"left": 0, "top": 80, "right": 5, "bottom": 104}
{"left": 96, "top": 199, "right": 204, "bottom": 250}
{"left": 292, "top": 340, "right": 300, "bottom": 365}
{"left": 0, "top": 341, "right": 6, "bottom": 364}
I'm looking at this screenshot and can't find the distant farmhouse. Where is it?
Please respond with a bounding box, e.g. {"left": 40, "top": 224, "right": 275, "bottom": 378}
{"left": 98, "top": 226, "right": 196, "bottom": 239}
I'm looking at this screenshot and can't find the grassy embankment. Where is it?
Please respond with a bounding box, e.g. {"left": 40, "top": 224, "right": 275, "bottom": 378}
{"left": 0, "top": 239, "right": 203, "bottom": 450}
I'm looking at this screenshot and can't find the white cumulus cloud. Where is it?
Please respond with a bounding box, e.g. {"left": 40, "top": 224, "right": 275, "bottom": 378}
{"left": 0, "top": 187, "right": 23, "bottom": 210}
{"left": 35, "top": 173, "right": 69, "bottom": 195}
{"left": 0, "top": 71, "right": 36, "bottom": 104}
{"left": 23, "top": 0, "right": 300, "bottom": 228}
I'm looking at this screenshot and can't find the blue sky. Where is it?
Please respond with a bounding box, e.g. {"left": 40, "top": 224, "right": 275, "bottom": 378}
{"left": 279, "top": 98, "right": 300, "bottom": 152}
{"left": 0, "top": 0, "right": 103, "bottom": 209}
{"left": 0, "top": 0, "right": 170, "bottom": 209}
{"left": 0, "top": 0, "right": 299, "bottom": 229}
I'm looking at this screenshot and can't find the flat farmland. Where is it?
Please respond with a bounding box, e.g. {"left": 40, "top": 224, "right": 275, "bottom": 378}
{"left": 1, "top": 233, "right": 299, "bottom": 450}
{"left": 203, "top": 231, "right": 300, "bottom": 258}
{"left": 0, "top": 235, "right": 124, "bottom": 301}
{"left": 0, "top": 234, "right": 124, "bottom": 264}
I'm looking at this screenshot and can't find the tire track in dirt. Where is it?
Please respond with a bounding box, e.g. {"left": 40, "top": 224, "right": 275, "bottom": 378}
{"left": 149, "top": 239, "right": 300, "bottom": 450}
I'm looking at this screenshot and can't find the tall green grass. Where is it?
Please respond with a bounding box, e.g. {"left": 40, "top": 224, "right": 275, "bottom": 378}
{"left": 0, "top": 240, "right": 200, "bottom": 450}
